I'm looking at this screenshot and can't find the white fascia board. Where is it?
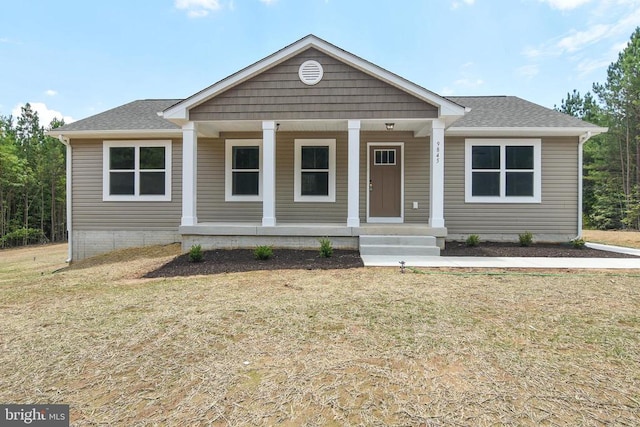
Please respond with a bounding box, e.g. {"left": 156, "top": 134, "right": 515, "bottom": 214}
{"left": 445, "top": 126, "right": 608, "bottom": 137}
{"left": 45, "top": 129, "right": 183, "bottom": 139}
{"left": 162, "top": 35, "right": 466, "bottom": 121}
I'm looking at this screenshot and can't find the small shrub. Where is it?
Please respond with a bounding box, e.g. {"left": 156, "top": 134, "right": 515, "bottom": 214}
{"left": 319, "top": 237, "right": 333, "bottom": 258}
{"left": 189, "top": 244, "right": 203, "bottom": 262}
{"left": 254, "top": 245, "right": 273, "bottom": 260}
{"left": 571, "top": 238, "right": 586, "bottom": 249}
{"left": 465, "top": 234, "right": 480, "bottom": 247}
{"left": 518, "top": 231, "right": 534, "bottom": 247}
{"left": 0, "top": 227, "right": 47, "bottom": 248}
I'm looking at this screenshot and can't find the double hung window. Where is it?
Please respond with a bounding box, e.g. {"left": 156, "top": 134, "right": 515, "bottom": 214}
{"left": 465, "top": 139, "right": 541, "bottom": 203}
{"left": 103, "top": 140, "right": 171, "bottom": 201}
{"left": 225, "top": 140, "right": 262, "bottom": 201}
{"left": 294, "top": 139, "right": 336, "bottom": 202}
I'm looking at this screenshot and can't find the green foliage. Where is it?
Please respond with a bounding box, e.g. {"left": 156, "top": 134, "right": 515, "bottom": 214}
{"left": 0, "top": 107, "right": 67, "bottom": 246}
{"left": 0, "top": 227, "right": 47, "bottom": 248}
{"left": 465, "top": 234, "right": 480, "bottom": 247}
{"left": 188, "top": 244, "right": 203, "bottom": 263}
{"left": 571, "top": 238, "right": 586, "bottom": 249}
{"left": 318, "top": 237, "right": 333, "bottom": 258}
{"left": 254, "top": 245, "right": 273, "bottom": 260}
{"left": 559, "top": 28, "right": 640, "bottom": 230}
{"left": 518, "top": 231, "right": 533, "bottom": 247}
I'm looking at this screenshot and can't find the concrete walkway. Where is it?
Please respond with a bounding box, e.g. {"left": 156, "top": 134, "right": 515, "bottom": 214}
{"left": 361, "top": 242, "right": 640, "bottom": 269}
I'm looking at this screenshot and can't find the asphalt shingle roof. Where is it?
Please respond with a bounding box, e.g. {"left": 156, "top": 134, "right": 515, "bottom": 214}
{"left": 447, "top": 96, "right": 600, "bottom": 129}
{"left": 52, "top": 96, "right": 599, "bottom": 133}
{"left": 53, "top": 99, "right": 181, "bottom": 132}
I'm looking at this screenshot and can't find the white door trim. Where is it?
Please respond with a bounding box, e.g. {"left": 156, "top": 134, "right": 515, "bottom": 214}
{"left": 366, "top": 142, "right": 404, "bottom": 223}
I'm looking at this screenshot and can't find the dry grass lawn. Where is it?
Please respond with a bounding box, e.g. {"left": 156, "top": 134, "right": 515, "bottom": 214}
{"left": 1, "top": 243, "right": 639, "bottom": 426}
{"left": 583, "top": 229, "right": 640, "bottom": 249}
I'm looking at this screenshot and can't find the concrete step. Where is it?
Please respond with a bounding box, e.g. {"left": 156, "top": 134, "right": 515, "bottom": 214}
{"left": 359, "top": 235, "right": 440, "bottom": 257}
{"left": 359, "top": 235, "right": 437, "bottom": 247}
{"left": 359, "top": 244, "right": 440, "bottom": 256}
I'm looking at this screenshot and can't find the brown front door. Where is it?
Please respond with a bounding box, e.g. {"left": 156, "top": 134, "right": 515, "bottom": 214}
{"left": 369, "top": 145, "right": 401, "bottom": 218}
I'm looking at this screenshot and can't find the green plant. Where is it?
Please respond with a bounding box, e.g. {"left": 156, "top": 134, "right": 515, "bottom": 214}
{"left": 254, "top": 245, "right": 273, "bottom": 260}
{"left": 571, "top": 238, "right": 586, "bottom": 249}
{"left": 319, "top": 237, "right": 333, "bottom": 258}
{"left": 465, "top": 234, "right": 480, "bottom": 247}
{"left": 518, "top": 231, "right": 534, "bottom": 247}
{"left": 188, "top": 244, "right": 203, "bottom": 262}
{"left": 0, "top": 227, "right": 47, "bottom": 248}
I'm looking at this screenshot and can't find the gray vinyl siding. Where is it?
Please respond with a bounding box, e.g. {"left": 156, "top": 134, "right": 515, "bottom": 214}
{"left": 275, "top": 132, "right": 348, "bottom": 223}
{"left": 196, "top": 131, "right": 430, "bottom": 224}
{"left": 197, "top": 135, "right": 262, "bottom": 222}
{"left": 189, "top": 48, "right": 438, "bottom": 121}
{"left": 444, "top": 137, "right": 579, "bottom": 236}
{"left": 71, "top": 139, "right": 182, "bottom": 230}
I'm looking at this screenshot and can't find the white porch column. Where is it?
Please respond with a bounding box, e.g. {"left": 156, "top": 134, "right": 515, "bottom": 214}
{"left": 181, "top": 122, "right": 198, "bottom": 226}
{"left": 262, "top": 121, "right": 276, "bottom": 226}
{"left": 347, "top": 120, "right": 361, "bottom": 227}
{"left": 429, "top": 119, "right": 445, "bottom": 228}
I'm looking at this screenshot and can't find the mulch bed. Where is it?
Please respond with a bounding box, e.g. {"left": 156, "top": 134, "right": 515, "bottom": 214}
{"left": 441, "top": 241, "right": 637, "bottom": 258}
{"left": 144, "top": 249, "right": 364, "bottom": 277}
{"left": 144, "top": 242, "right": 637, "bottom": 278}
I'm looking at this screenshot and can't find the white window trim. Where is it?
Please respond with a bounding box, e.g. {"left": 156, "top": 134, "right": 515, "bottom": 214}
{"left": 102, "top": 140, "right": 172, "bottom": 202}
{"left": 225, "top": 139, "right": 263, "bottom": 202}
{"left": 294, "top": 139, "right": 336, "bottom": 203}
{"left": 465, "top": 138, "right": 542, "bottom": 204}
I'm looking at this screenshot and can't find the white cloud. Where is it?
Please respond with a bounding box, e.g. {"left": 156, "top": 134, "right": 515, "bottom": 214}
{"left": 539, "top": 0, "right": 591, "bottom": 10}
{"left": 175, "top": 0, "right": 221, "bottom": 18}
{"left": 451, "top": 0, "right": 475, "bottom": 9}
{"left": 557, "top": 24, "right": 610, "bottom": 52}
{"left": 576, "top": 57, "right": 611, "bottom": 76}
{"left": 44, "top": 89, "right": 58, "bottom": 97}
{"left": 441, "top": 86, "right": 455, "bottom": 96}
{"left": 611, "top": 40, "right": 629, "bottom": 53}
{"left": 454, "top": 78, "right": 485, "bottom": 87}
{"left": 517, "top": 64, "right": 540, "bottom": 78}
{"left": 11, "top": 102, "right": 74, "bottom": 126}
{"left": 259, "top": 0, "right": 277, "bottom": 4}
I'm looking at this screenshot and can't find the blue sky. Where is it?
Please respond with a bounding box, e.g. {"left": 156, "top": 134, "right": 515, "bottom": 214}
{"left": 1, "top": 0, "right": 638, "bottom": 126}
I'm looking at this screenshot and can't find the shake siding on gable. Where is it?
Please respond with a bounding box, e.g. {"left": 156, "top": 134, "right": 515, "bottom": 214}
{"left": 71, "top": 139, "right": 182, "bottom": 230}
{"left": 189, "top": 48, "right": 438, "bottom": 121}
{"left": 444, "top": 137, "right": 579, "bottom": 237}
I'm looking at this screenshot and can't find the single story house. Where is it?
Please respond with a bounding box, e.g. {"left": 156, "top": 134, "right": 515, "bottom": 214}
{"left": 49, "top": 35, "right": 607, "bottom": 261}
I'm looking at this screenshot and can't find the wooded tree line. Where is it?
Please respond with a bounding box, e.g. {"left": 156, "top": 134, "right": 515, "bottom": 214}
{"left": 557, "top": 27, "right": 640, "bottom": 230}
{"left": 0, "top": 104, "right": 66, "bottom": 247}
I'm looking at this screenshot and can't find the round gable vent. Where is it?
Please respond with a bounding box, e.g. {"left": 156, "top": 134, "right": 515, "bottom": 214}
{"left": 298, "top": 60, "right": 324, "bottom": 85}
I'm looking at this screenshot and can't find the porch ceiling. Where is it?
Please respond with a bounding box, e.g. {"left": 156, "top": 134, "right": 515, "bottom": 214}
{"left": 195, "top": 119, "right": 434, "bottom": 137}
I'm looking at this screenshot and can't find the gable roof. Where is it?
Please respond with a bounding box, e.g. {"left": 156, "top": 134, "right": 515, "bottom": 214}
{"left": 161, "top": 34, "right": 466, "bottom": 123}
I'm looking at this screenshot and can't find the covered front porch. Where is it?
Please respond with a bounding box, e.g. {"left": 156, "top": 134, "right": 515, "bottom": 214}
{"left": 176, "top": 117, "right": 448, "bottom": 255}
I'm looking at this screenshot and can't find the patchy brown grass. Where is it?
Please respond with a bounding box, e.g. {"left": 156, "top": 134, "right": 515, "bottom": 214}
{"left": 1, "top": 244, "right": 639, "bottom": 425}
{"left": 583, "top": 229, "right": 640, "bottom": 249}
